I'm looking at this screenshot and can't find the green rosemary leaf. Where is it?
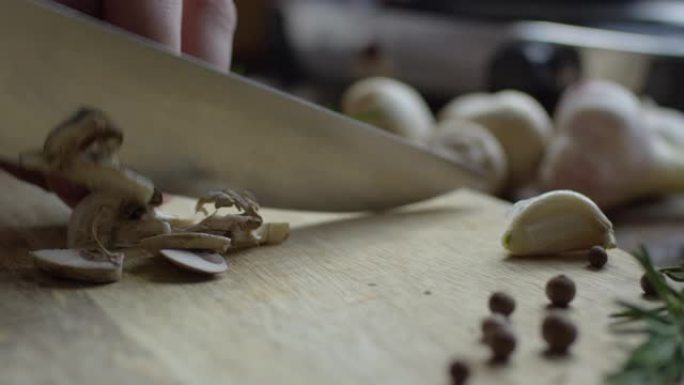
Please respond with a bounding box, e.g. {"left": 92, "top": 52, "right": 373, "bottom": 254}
{"left": 662, "top": 270, "right": 684, "bottom": 282}
{"left": 606, "top": 246, "right": 684, "bottom": 385}
{"left": 611, "top": 301, "right": 670, "bottom": 324}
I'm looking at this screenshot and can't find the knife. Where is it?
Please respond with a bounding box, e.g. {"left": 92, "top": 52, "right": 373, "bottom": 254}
{"left": 0, "top": 0, "right": 484, "bottom": 212}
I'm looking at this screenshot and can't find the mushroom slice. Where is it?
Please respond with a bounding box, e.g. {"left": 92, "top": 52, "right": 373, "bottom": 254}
{"left": 140, "top": 233, "right": 232, "bottom": 253}
{"left": 30, "top": 248, "right": 124, "bottom": 283}
{"left": 20, "top": 152, "right": 156, "bottom": 206}
{"left": 195, "top": 189, "right": 260, "bottom": 216}
{"left": 68, "top": 193, "right": 124, "bottom": 249}
{"left": 160, "top": 249, "right": 228, "bottom": 274}
{"left": 43, "top": 108, "right": 123, "bottom": 167}
{"left": 256, "top": 223, "right": 291, "bottom": 245}
{"left": 501, "top": 190, "right": 616, "bottom": 256}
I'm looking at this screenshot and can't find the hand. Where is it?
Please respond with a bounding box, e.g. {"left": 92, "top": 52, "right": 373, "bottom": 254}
{"left": 0, "top": 1, "right": 238, "bottom": 205}
{"left": 51, "top": 0, "right": 237, "bottom": 71}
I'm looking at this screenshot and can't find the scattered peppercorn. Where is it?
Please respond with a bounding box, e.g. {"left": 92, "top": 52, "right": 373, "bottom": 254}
{"left": 481, "top": 314, "right": 508, "bottom": 343}
{"left": 640, "top": 273, "right": 657, "bottom": 297}
{"left": 546, "top": 275, "right": 576, "bottom": 307}
{"left": 488, "top": 291, "right": 516, "bottom": 316}
{"left": 488, "top": 327, "right": 516, "bottom": 362}
{"left": 448, "top": 360, "right": 470, "bottom": 385}
{"left": 542, "top": 313, "right": 577, "bottom": 354}
{"left": 588, "top": 246, "right": 608, "bottom": 269}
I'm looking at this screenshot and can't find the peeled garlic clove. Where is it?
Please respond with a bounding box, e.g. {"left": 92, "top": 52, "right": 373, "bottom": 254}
{"left": 502, "top": 190, "right": 616, "bottom": 256}
{"left": 341, "top": 77, "right": 434, "bottom": 141}
{"left": 257, "top": 222, "right": 291, "bottom": 245}
{"left": 160, "top": 249, "right": 228, "bottom": 274}
{"left": 439, "top": 90, "right": 551, "bottom": 188}
{"left": 140, "top": 232, "right": 232, "bottom": 253}
{"left": 427, "top": 120, "right": 508, "bottom": 194}
{"left": 31, "top": 248, "right": 124, "bottom": 283}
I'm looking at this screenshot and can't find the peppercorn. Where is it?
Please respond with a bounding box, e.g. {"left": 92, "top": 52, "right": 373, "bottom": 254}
{"left": 481, "top": 314, "right": 508, "bottom": 343}
{"left": 640, "top": 273, "right": 657, "bottom": 297}
{"left": 448, "top": 360, "right": 470, "bottom": 385}
{"left": 588, "top": 246, "right": 608, "bottom": 269}
{"left": 545, "top": 275, "right": 576, "bottom": 307}
{"left": 488, "top": 327, "right": 516, "bottom": 362}
{"left": 488, "top": 291, "right": 516, "bottom": 316}
{"left": 542, "top": 313, "right": 577, "bottom": 354}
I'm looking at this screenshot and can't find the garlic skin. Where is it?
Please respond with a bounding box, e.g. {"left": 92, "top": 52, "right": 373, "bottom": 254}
{"left": 439, "top": 90, "right": 552, "bottom": 189}
{"left": 426, "top": 120, "right": 508, "bottom": 194}
{"left": 502, "top": 190, "right": 616, "bottom": 256}
{"left": 341, "top": 77, "right": 434, "bottom": 141}
{"left": 540, "top": 80, "right": 684, "bottom": 208}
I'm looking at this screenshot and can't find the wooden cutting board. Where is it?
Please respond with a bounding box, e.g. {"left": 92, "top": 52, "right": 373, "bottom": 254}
{"left": 0, "top": 171, "right": 645, "bottom": 385}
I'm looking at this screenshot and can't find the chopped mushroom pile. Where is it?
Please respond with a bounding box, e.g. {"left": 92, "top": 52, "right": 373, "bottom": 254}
{"left": 18, "top": 108, "right": 289, "bottom": 283}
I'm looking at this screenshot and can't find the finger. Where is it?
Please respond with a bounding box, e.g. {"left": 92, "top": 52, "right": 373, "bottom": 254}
{"left": 51, "top": 0, "right": 102, "bottom": 17}
{"left": 181, "top": 0, "right": 237, "bottom": 71}
{"left": 102, "top": 0, "right": 183, "bottom": 52}
{"left": 45, "top": 176, "right": 91, "bottom": 208}
{"left": 0, "top": 159, "right": 49, "bottom": 191}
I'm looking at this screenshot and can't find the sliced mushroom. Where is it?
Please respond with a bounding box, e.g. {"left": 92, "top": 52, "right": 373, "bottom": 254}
{"left": 31, "top": 248, "right": 124, "bottom": 283}
{"left": 68, "top": 193, "right": 124, "bottom": 249}
{"left": 256, "top": 222, "right": 290, "bottom": 245}
{"left": 140, "top": 232, "right": 232, "bottom": 253}
{"left": 159, "top": 249, "right": 228, "bottom": 274}
{"left": 113, "top": 213, "right": 172, "bottom": 247}
{"left": 195, "top": 189, "right": 260, "bottom": 216}
{"left": 20, "top": 152, "right": 156, "bottom": 206}
{"left": 43, "top": 108, "right": 123, "bottom": 167}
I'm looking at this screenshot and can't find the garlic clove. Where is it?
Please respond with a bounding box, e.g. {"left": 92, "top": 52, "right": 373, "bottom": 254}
{"left": 341, "top": 77, "right": 434, "bottom": 142}
{"left": 427, "top": 120, "right": 508, "bottom": 194}
{"left": 140, "top": 232, "right": 232, "bottom": 253}
{"left": 439, "top": 90, "right": 551, "bottom": 188}
{"left": 31, "top": 248, "right": 124, "bottom": 283}
{"left": 159, "top": 249, "right": 228, "bottom": 274}
{"left": 502, "top": 190, "right": 616, "bottom": 256}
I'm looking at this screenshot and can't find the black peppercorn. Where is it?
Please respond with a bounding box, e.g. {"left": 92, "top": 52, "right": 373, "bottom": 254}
{"left": 546, "top": 275, "right": 576, "bottom": 307}
{"left": 489, "top": 291, "right": 516, "bottom": 317}
{"left": 488, "top": 327, "right": 516, "bottom": 362}
{"left": 448, "top": 360, "right": 470, "bottom": 385}
{"left": 588, "top": 246, "right": 608, "bottom": 269}
{"left": 542, "top": 312, "right": 577, "bottom": 354}
{"left": 481, "top": 314, "right": 508, "bottom": 343}
{"left": 640, "top": 273, "right": 657, "bottom": 297}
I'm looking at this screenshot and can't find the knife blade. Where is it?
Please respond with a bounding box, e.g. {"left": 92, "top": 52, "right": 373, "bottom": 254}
{"left": 0, "top": 0, "right": 484, "bottom": 212}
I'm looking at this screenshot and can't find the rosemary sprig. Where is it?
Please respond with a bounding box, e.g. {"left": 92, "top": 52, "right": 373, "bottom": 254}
{"left": 606, "top": 247, "right": 684, "bottom": 385}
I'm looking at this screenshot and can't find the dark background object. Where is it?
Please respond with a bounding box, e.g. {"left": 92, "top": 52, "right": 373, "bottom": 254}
{"left": 488, "top": 42, "right": 581, "bottom": 112}
{"left": 644, "top": 57, "right": 684, "bottom": 112}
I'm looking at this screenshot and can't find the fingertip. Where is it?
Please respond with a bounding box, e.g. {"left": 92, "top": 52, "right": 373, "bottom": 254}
{"left": 51, "top": 0, "right": 102, "bottom": 17}
{"left": 103, "top": 0, "right": 183, "bottom": 52}
{"left": 182, "top": 0, "right": 237, "bottom": 71}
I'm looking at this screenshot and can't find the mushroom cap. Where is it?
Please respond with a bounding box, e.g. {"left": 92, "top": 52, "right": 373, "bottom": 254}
{"left": 43, "top": 108, "right": 123, "bottom": 165}
{"left": 502, "top": 190, "right": 616, "bottom": 255}
{"left": 160, "top": 249, "right": 228, "bottom": 274}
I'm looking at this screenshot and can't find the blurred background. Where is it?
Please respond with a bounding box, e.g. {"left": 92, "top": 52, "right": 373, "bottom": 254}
{"left": 232, "top": 0, "right": 684, "bottom": 112}
{"left": 229, "top": 0, "right": 684, "bottom": 264}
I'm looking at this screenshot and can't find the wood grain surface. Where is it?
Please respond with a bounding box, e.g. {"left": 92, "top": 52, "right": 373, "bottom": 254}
{"left": 0, "top": 171, "right": 646, "bottom": 385}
